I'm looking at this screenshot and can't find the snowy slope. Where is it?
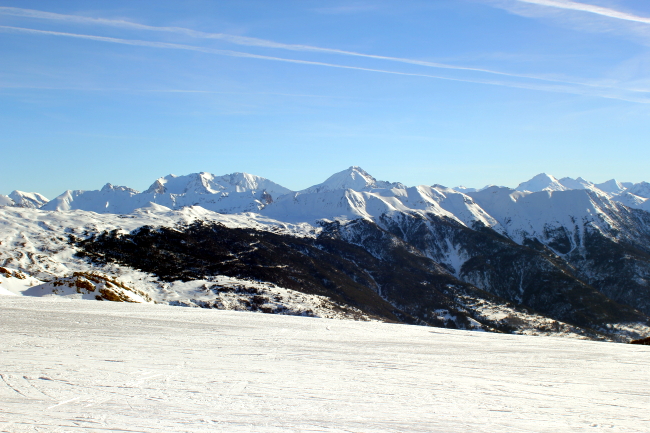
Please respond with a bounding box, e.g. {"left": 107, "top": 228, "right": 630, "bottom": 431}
{"left": 0, "top": 267, "right": 44, "bottom": 296}
{"left": 595, "top": 179, "right": 627, "bottom": 195}
{"left": 3, "top": 203, "right": 628, "bottom": 339}
{"left": 612, "top": 192, "right": 650, "bottom": 212}
{"left": 42, "top": 184, "right": 143, "bottom": 213}
{"left": 8, "top": 190, "right": 49, "bottom": 208}
{"left": 629, "top": 181, "right": 650, "bottom": 198}
{"left": 605, "top": 181, "right": 650, "bottom": 211}
{"left": 520, "top": 176, "right": 632, "bottom": 197}
{"left": 468, "top": 186, "right": 631, "bottom": 246}
{"left": 558, "top": 176, "right": 594, "bottom": 190}
{"left": 0, "top": 207, "right": 378, "bottom": 320}
{"left": 300, "top": 166, "right": 404, "bottom": 194}
{"left": 0, "top": 191, "right": 49, "bottom": 208}
{"left": 2, "top": 297, "right": 649, "bottom": 433}
{"left": 0, "top": 194, "right": 13, "bottom": 206}
{"left": 0, "top": 205, "right": 315, "bottom": 288}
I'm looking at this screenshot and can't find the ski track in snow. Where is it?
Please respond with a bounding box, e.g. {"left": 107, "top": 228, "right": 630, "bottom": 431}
{"left": 1, "top": 297, "right": 649, "bottom": 433}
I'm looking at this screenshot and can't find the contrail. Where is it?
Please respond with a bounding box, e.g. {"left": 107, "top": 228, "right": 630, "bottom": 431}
{"left": 2, "top": 25, "right": 649, "bottom": 103}
{"left": 0, "top": 84, "right": 354, "bottom": 99}
{"left": 510, "top": 0, "right": 650, "bottom": 24}
{"left": 0, "top": 6, "right": 605, "bottom": 86}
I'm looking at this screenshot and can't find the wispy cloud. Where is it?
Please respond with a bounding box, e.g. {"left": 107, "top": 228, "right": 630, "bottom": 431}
{"left": 0, "top": 6, "right": 609, "bottom": 87}
{"left": 2, "top": 24, "right": 650, "bottom": 103}
{"left": 313, "top": 4, "right": 380, "bottom": 14}
{"left": 484, "top": 0, "right": 650, "bottom": 42}
{"left": 509, "top": 0, "right": 650, "bottom": 25}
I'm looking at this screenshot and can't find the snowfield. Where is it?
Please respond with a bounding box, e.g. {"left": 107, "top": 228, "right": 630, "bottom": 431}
{"left": 1, "top": 297, "right": 649, "bottom": 433}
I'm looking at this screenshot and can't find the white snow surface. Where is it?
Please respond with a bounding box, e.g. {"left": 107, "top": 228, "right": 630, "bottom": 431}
{"left": 0, "top": 268, "right": 44, "bottom": 296}
{"left": 1, "top": 297, "right": 648, "bottom": 433}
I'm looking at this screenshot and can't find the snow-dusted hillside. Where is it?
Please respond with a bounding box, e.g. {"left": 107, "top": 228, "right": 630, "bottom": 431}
{"left": 0, "top": 206, "right": 372, "bottom": 320}
{"left": 1, "top": 297, "right": 649, "bottom": 433}
{"left": 0, "top": 204, "right": 314, "bottom": 280}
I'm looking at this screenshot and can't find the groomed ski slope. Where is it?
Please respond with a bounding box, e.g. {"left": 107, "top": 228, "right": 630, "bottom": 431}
{"left": 1, "top": 297, "right": 649, "bottom": 433}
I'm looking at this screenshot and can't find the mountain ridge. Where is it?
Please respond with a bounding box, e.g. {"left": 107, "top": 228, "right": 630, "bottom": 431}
{"left": 2, "top": 167, "right": 650, "bottom": 342}
{"left": 5, "top": 168, "right": 650, "bottom": 214}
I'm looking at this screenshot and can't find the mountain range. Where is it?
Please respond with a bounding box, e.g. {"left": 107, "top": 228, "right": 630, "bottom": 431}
{"left": 2, "top": 167, "right": 650, "bottom": 342}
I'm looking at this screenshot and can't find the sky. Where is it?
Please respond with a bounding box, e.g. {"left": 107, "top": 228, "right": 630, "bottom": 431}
{"left": 2, "top": 0, "right": 650, "bottom": 198}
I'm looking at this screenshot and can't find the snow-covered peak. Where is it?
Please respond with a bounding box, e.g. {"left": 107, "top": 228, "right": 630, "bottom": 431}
{"left": 621, "top": 182, "right": 634, "bottom": 190}
{"left": 628, "top": 181, "right": 650, "bottom": 199}
{"left": 42, "top": 185, "right": 141, "bottom": 213}
{"left": 303, "top": 166, "right": 377, "bottom": 193}
{"left": 212, "top": 172, "right": 292, "bottom": 195}
{"left": 0, "top": 194, "right": 14, "bottom": 206}
{"left": 144, "top": 173, "right": 219, "bottom": 195}
{"left": 8, "top": 191, "right": 49, "bottom": 209}
{"left": 516, "top": 173, "right": 567, "bottom": 193}
{"left": 469, "top": 186, "right": 631, "bottom": 246}
{"left": 452, "top": 186, "right": 477, "bottom": 193}
{"left": 145, "top": 179, "right": 166, "bottom": 195}
{"left": 302, "top": 166, "right": 402, "bottom": 194}
{"left": 594, "top": 179, "right": 626, "bottom": 195}
{"left": 558, "top": 177, "right": 593, "bottom": 190}
{"left": 612, "top": 192, "right": 650, "bottom": 212}
{"left": 101, "top": 183, "right": 139, "bottom": 194}
{"left": 144, "top": 172, "right": 291, "bottom": 196}
{"left": 43, "top": 171, "right": 293, "bottom": 214}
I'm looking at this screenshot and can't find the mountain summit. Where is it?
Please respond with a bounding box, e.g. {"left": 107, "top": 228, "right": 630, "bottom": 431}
{"left": 515, "top": 173, "right": 567, "bottom": 193}
{"left": 301, "top": 166, "right": 399, "bottom": 194}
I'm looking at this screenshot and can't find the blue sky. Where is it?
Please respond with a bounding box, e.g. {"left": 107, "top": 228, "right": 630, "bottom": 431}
{"left": 2, "top": 0, "right": 650, "bottom": 198}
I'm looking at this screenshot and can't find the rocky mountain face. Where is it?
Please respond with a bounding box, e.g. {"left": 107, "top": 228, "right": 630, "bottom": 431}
{"left": 2, "top": 167, "right": 650, "bottom": 341}
{"left": 72, "top": 219, "right": 606, "bottom": 338}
